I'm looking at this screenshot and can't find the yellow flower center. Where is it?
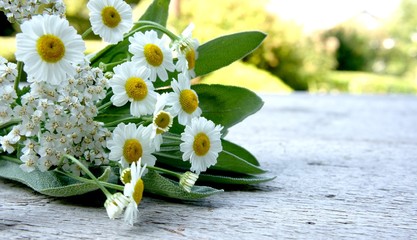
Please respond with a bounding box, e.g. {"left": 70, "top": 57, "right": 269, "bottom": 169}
{"left": 144, "top": 43, "right": 163, "bottom": 67}
{"left": 125, "top": 77, "right": 148, "bottom": 101}
{"left": 193, "top": 132, "right": 210, "bottom": 156}
{"left": 101, "top": 6, "right": 121, "bottom": 28}
{"left": 186, "top": 48, "right": 196, "bottom": 70}
{"left": 179, "top": 89, "right": 198, "bottom": 114}
{"left": 36, "top": 34, "right": 65, "bottom": 63}
{"left": 120, "top": 168, "right": 132, "bottom": 184}
{"left": 153, "top": 111, "right": 172, "bottom": 134}
{"left": 133, "top": 179, "right": 144, "bottom": 204}
{"left": 123, "top": 139, "right": 142, "bottom": 164}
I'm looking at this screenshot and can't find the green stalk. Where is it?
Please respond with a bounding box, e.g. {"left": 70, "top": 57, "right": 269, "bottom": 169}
{"left": 82, "top": 27, "right": 93, "bottom": 39}
{"left": 147, "top": 165, "right": 181, "bottom": 179}
{"left": 0, "top": 118, "right": 21, "bottom": 131}
{"left": 98, "top": 101, "right": 113, "bottom": 113}
{"left": 61, "top": 154, "right": 113, "bottom": 198}
{"left": 103, "top": 118, "right": 144, "bottom": 128}
{"left": 153, "top": 152, "right": 182, "bottom": 160}
{"left": 55, "top": 170, "right": 124, "bottom": 191}
{"left": 2, "top": 155, "right": 22, "bottom": 164}
{"left": 99, "top": 58, "right": 129, "bottom": 72}
{"left": 133, "top": 20, "right": 179, "bottom": 41}
{"left": 14, "top": 61, "right": 23, "bottom": 95}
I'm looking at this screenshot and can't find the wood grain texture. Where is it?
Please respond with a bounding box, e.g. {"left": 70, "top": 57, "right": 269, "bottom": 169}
{"left": 1, "top": 93, "right": 417, "bottom": 239}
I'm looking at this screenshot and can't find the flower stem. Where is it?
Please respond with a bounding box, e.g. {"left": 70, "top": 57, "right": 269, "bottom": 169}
{"left": 98, "top": 101, "right": 113, "bottom": 113}
{"left": 2, "top": 155, "right": 22, "bottom": 164}
{"left": 146, "top": 165, "right": 181, "bottom": 178}
{"left": 103, "top": 117, "right": 143, "bottom": 128}
{"left": 0, "top": 118, "right": 21, "bottom": 131}
{"left": 61, "top": 154, "right": 113, "bottom": 198}
{"left": 133, "top": 20, "right": 179, "bottom": 41}
{"left": 99, "top": 58, "right": 128, "bottom": 72}
{"left": 82, "top": 27, "right": 93, "bottom": 39}
{"left": 55, "top": 170, "right": 124, "bottom": 191}
{"left": 14, "top": 61, "right": 23, "bottom": 95}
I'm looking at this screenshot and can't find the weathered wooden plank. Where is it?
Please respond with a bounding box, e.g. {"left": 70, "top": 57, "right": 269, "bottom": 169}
{"left": 1, "top": 93, "right": 417, "bottom": 239}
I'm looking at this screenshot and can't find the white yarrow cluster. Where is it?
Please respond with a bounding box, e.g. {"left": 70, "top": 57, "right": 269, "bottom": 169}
{"left": 0, "top": 60, "right": 111, "bottom": 174}
{"left": 0, "top": 0, "right": 66, "bottom": 23}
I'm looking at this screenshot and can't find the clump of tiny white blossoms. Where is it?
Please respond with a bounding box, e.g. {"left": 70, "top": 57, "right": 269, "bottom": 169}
{"left": 0, "top": 58, "right": 111, "bottom": 174}
{"left": 0, "top": 0, "right": 66, "bottom": 23}
{"left": 0, "top": 57, "right": 18, "bottom": 126}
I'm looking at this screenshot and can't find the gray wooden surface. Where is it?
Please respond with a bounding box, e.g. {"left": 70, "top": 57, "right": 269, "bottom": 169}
{"left": 1, "top": 93, "right": 417, "bottom": 239}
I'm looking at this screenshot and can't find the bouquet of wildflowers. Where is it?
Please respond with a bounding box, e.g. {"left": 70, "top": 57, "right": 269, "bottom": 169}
{"left": 0, "top": 0, "right": 273, "bottom": 225}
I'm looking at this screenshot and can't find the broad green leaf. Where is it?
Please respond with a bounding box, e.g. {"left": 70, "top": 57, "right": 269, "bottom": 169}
{"left": 139, "top": 0, "right": 171, "bottom": 26}
{"left": 194, "top": 84, "right": 264, "bottom": 129}
{"left": 199, "top": 173, "right": 276, "bottom": 185}
{"left": 143, "top": 170, "right": 223, "bottom": 200}
{"left": 0, "top": 160, "right": 111, "bottom": 197}
{"left": 221, "top": 139, "right": 260, "bottom": 166}
{"left": 90, "top": 0, "right": 171, "bottom": 67}
{"left": 195, "top": 31, "right": 266, "bottom": 76}
{"left": 213, "top": 149, "right": 266, "bottom": 174}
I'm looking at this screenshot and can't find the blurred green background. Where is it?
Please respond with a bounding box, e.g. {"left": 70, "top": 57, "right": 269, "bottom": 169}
{"left": 1, "top": 0, "right": 417, "bottom": 94}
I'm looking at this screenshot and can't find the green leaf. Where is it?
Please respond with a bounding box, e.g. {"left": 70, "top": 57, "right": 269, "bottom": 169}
{"left": 139, "top": 0, "right": 171, "bottom": 26}
{"left": 194, "top": 84, "right": 264, "bottom": 129}
{"left": 213, "top": 148, "right": 266, "bottom": 174}
{"left": 143, "top": 170, "right": 223, "bottom": 200}
{"left": 221, "top": 139, "right": 260, "bottom": 166}
{"left": 195, "top": 31, "right": 267, "bottom": 76}
{"left": 199, "top": 173, "right": 276, "bottom": 185}
{"left": 0, "top": 160, "right": 111, "bottom": 197}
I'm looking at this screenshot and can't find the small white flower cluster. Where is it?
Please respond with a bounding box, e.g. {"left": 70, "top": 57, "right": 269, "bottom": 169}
{"left": 0, "top": 58, "right": 110, "bottom": 174}
{"left": 0, "top": 0, "right": 66, "bottom": 23}
{"left": 0, "top": 57, "right": 18, "bottom": 126}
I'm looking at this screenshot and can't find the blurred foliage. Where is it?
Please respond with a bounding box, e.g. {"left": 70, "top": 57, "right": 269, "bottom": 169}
{"left": 169, "top": 0, "right": 336, "bottom": 91}
{"left": 384, "top": 0, "right": 417, "bottom": 77}
{"left": 312, "top": 71, "right": 416, "bottom": 94}
{"left": 323, "top": 26, "right": 375, "bottom": 71}
{"left": 200, "top": 61, "right": 292, "bottom": 93}
{"left": 323, "top": 0, "right": 417, "bottom": 78}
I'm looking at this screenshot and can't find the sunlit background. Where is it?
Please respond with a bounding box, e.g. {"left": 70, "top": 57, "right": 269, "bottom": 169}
{"left": 1, "top": 0, "right": 417, "bottom": 94}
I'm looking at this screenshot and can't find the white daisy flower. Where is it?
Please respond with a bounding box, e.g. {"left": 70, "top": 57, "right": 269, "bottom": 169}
{"left": 15, "top": 14, "right": 85, "bottom": 85}
{"left": 109, "top": 62, "right": 157, "bottom": 117}
{"left": 166, "top": 73, "right": 202, "bottom": 125}
{"left": 87, "top": 0, "right": 133, "bottom": 44}
{"left": 129, "top": 30, "right": 175, "bottom": 82}
{"left": 150, "top": 93, "right": 174, "bottom": 151}
{"left": 107, "top": 123, "right": 156, "bottom": 169}
{"left": 179, "top": 171, "right": 199, "bottom": 193}
{"left": 180, "top": 117, "right": 223, "bottom": 174}
{"left": 104, "top": 192, "right": 130, "bottom": 219}
{"left": 123, "top": 160, "right": 147, "bottom": 225}
{"left": 174, "top": 23, "right": 199, "bottom": 78}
